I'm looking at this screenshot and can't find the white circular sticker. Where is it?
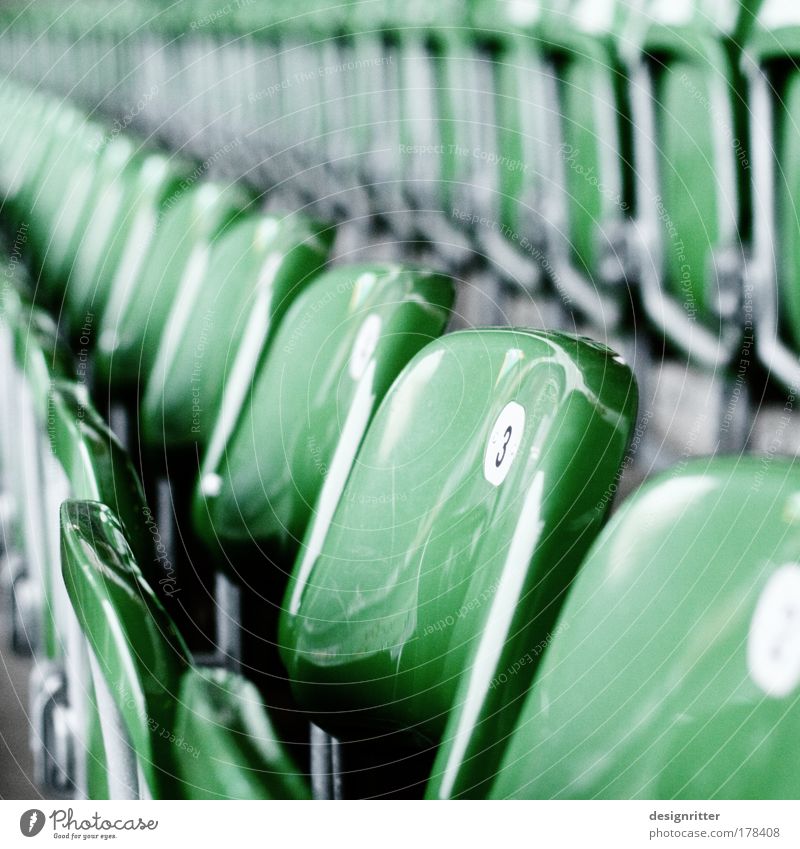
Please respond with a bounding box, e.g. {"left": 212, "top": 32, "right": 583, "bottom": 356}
{"left": 349, "top": 314, "right": 382, "bottom": 381}
{"left": 483, "top": 402, "right": 526, "bottom": 487}
{"left": 747, "top": 564, "right": 800, "bottom": 698}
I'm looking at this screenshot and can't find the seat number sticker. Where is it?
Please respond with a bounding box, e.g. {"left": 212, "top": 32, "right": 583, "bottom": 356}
{"left": 349, "top": 314, "right": 382, "bottom": 381}
{"left": 484, "top": 402, "right": 525, "bottom": 487}
{"left": 747, "top": 563, "right": 800, "bottom": 698}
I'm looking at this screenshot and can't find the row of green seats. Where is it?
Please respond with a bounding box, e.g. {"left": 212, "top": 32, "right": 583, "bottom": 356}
{"left": 7, "top": 0, "right": 796, "bottom": 449}
{"left": 62, "top": 320, "right": 639, "bottom": 799}
{"left": 2, "top": 1, "right": 800, "bottom": 800}
{"left": 0, "top": 74, "right": 650, "bottom": 799}
{"left": 62, "top": 430, "right": 800, "bottom": 797}
{"left": 0, "top": 78, "right": 457, "bottom": 796}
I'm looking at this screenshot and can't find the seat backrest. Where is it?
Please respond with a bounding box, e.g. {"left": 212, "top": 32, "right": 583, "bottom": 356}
{"left": 174, "top": 667, "right": 310, "bottom": 800}
{"left": 52, "top": 134, "right": 139, "bottom": 310}
{"left": 96, "top": 180, "right": 254, "bottom": 385}
{"left": 471, "top": 0, "right": 551, "bottom": 243}
{"left": 635, "top": 0, "right": 752, "bottom": 332}
{"left": 484, "top": 458, "right": 800, "bottom": 800}
{"left": 279, "top": 330, "right": 637, "bottom": 766}
{"left": 66, "top": 145, "right": 194, "bottom": 333}
{"left": 141, "top": 213, "right": 333, "bottom": 449}
{"left": 25, "top": 107, "right": 104, "bottom": 282}
{"left": 194, "top": 263, "right": 454, "bottom": 563}
{"left": 774, "top": 69, "right": 800, "bottom": 350}
{"left": 61, "top": 500, "right": 310, "bottom": 799}
{"left": 48, "top": 380, "right": 154, "bottom": 577}
{"left": 0, "top": 93, "right": 55, "bottom": 227}
{"left": 60, "top": 499, "right": 192, "bottom": 798}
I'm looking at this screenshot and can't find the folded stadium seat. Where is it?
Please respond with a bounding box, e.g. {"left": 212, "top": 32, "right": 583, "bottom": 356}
{"left": 5, "top": 294, "right": 73, "bottom": 656}
{"left": 330, "top": 2, "right": 404, "bottom": 245}
{"left": 467, "top": 0, "right": 546, "bottom": 290}
{"left": 192, "top": 263, "right": 454, "bottom": 671}
{"left": 280, "top": 329, "right": 638, "bottom": 797}
{"left": 29, "top": 4, "right": 80, "bottom": 102}
{"left": 182, "top": 0, "right": 255, "bottom": 169}
{"left": 141, "top": 213, "right": 333, "bottom": 452}
{"left": 59, "top": 140, "right": 196, "bottom": 342}
{"left": 67, "top": 4, "right": 133, "bottom": 114}
{"left": 335, "top": 1, "right": 390, "bottom": 219}
{"left": 21, "top": 105, "right": 108, "bottom": 289}
{"left": 0, "top": 262, "right": 21, "bottom": 560}
{"left": 393, "top": 0, "right": 477, "bottom": 266}
{"left": 0, "top": 88, "right": 57, "bottom": 231}
{"left": 246, "top": 0, "right": 372, "bottom": 221}
{"left": 538, "top": 0, "right": 637, "bottom": 328}
{"left": 138, "top": 212, "right": 333, "bottom": 647}
{"left": 25, "top": 378, "right": 154, "bottom": 799}
{"left": 625, "top": 0, "right": 757, "bottom": 449}
{"left": 316, "top": 1, "right": 378, "bottom": 225}
{"left": 745, "top": 5, "right": 800, "bottom": 392}
{"left": 143, "top": 3, "right": 206, "bottom": 155}
{"left": 35, "top": 379, "right": 170, "bottom": 799}
{"left": 473, "top": 457, "right": 800, "bottom": 800}
{"left": 437, "top": 0, "right": 499, "bottom": 236}
{"left": 236, "top": 1, "right": 330, "bottom": 209}
{"left": 95, "top": 180, "right": 254, "bottom": 414}
{"left": 61, "top": 499, "right": 311, "bottom": 800}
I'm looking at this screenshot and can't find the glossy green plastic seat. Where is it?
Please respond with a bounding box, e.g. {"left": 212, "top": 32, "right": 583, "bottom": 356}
{"left": 0, "top": 91, "right": 55, "bottom": 230}
{"left": 469, "top": 0, "right": 551, "bottom": 277}
{"left": 483, "top": 458, "right": 800, "bottom": 800}
{"left": 47, "top": 381, "right": 153, "bottom": 578}
{"left": 62, "top": 140, "right": 193, "bottom": 334}
{"left": 628, "top": 0, "right": 756, "bottom": 367}
{"left": 746, "top": 5, "right": 800, "bottom": 390}
{"left": 61, "top": 499, "right": 310, "bottom": 800}
{"left": 194, "top": 263, "right": 454, "bottom": 564}
{"left": 95, "top": 180, "right": 254, "bottom": 387}
{"left": 141, "top": 213, "right": 333, "bottom": 450}
{"left": 0, "top": 83, "right": 103, "bottom": 291}
{"left": 40, "top": 381, "right": 156, "bottom": 797}
{"left": 280, "top": 329, "right": 637, "bottom": 782}
{"left": 398, "top": 0, "right": 480, "bottom": 254}
{"left": 537, "top": 0, "right": 636, "bottom": 321}
{"left": 8, "top": 305, "right": 147, "bottom": 792}
{"left": 2, "top": 298, "right": 87, "bottom": 788}
{"left": 30, "top": 118, "right": 108, "bottom": 290}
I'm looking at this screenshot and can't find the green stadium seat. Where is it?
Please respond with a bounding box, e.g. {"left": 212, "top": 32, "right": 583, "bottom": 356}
{"left": 478, "top": 458, "right": 800, "bottom": 800}
{"left": 192, "top": 263, "right": 453, "bottom": 670}
{"left": 0, "top": 90, "right": 55, "bottom": 231}
{"left": 95, "top": 180, "right": 254, "bottom": 388}
{"left": 280, "top": 328, "right": 637, "bottom": 794}
{"left": 141, "top": 213, "right": 333, "bottom": 451}
{"left": 627, "top": 0, "right": 756, "bottom": 368}
{"left": 6, "top": 297, "right": 72, "bottom": 659}
{"left": 194, "top": 263, "right": 454, "bottom": 562}
{"left": 61, "top": 499, "right": 311, "bottom": 800}
{"left": 537, "top": 0, "right": 635, "bottom": 323}
{"left": 469, "top": 0, "right": 550, "bottom": 285}
{"left": 27, "top": 115, "right": 107, "bottom": 291}
{"left": 746, "top": 5, "right": 800, "bottom": 390}
{"left": 347, "top": 1, "right": 415, "bottom": 238}
{"left": 397, "top": 0, "right": 477, "bottom": 258}
{"left": 63, "top": 144, "right": 195, "bottom": 337}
